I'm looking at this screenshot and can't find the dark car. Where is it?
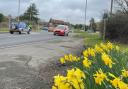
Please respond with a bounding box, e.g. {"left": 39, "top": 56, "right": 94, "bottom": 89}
{"left": 41, "top": 27, "right": 48, "bottom": 31}
{"left": 10, "top": 22, "right": 31, "bottom": 34}
{"left": 53, "top": 25, "right": 69, "bottom": 36}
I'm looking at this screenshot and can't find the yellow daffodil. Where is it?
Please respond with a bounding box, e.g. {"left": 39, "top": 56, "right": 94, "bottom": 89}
{"left": 83, "top": 57, "right": 92, "bottom": 68}
{"left": 54, "top": 75, "right": 67, "bottom": 86}
{"left": 75, "top": 68, "right": 85, "bottom": 79}
{"left": 59, "top": 82, "right": 73, "bottom": 89}
{"left": 110, "top": 77, "right": 121, "bottom": 88}
{"left": 83, "top": 50, "right": 88, "bottom": 57}
{"left": 59, "top": 54, "right": 80, "bottom": 64}
{"left": 67, "top": 68, "right": 85, "bottom": 80}
{"left": 60, "top": 57, "right": 65, "bottom": 64}
{"left": 67, "top": 68, "right": 85, "bottom": 89}
{"left": 95, "top": 44, "right": 104, "bottom": 53}
{"left": 93, "top": 69, "right": 107, "bottom": 85}
{"left": 88, "top": 48, "right": 96, "bottom": 57}
{"left": 109, "top": 73, "right": 128, "bottom": 89}
{"left": 83, "top": 48, "right": 95, "bottom": 57}
{"left": 118, "top": 81, "right": 128, "bottom": 89}
{"left": 100, "top": 43, "right": 110, "bottom": 52}
{"left": 70, "top": 55, "right": 80, "bottom": 62}
{"left": 64, "top": 54, "right": 69, "bottom": 61}
{"left": 115, "top": 46, "right": 120, "bottom": 51}
{"left": 76, "top": 57, "right": 80, "bottom": 61}
{"left": 111, "top": 78, "right": 128, "bottom": 89}
{"left": 107, "top": 41, "right": 113, "bottom": 50}
{"left": 122, "top": 69, "right": 128, "bottom": 77}
{"left": 69, "top": 54, "right": 73, "bottom": 61}
{"left": 53, "top": 75, "right": 73, "bottom": 89}
{"left": 101, "top": 53, "right": 114, "bottom": 68}
{"left": 52, "top": 86, "right": 57, "bottom": 89}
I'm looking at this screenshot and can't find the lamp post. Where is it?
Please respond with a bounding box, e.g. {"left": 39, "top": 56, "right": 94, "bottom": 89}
{"left": 84, "top": 0, "right": 88, "bottom": 31}
{"left": 110, "top": 0, "right": 114, "bottom": 15}
{"left": 18, "top": 0, "right": 20, "bottom": 22}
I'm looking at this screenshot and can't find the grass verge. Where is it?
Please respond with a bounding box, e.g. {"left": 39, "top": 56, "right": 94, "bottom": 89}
{"left": 74, "top": 32, "right": 102, "bottom": 47}
{"left": 74, "top": 31, "right": 128, "bottom": 52}
{"left": 0, "top": 28, "right": 9, "bottom": 32}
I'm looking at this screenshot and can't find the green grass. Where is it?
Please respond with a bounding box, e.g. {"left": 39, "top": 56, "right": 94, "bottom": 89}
{"left": 74, "top": 32, "right": 102, "bottom": 47}
{"left": 83, "top": 34, "right": 102, "bottom": 47}
{"left": 72, "top": 29, "right": 85, "bottom": 33}
{"left": 32, "top": 29, "right": 42, "bottom": 32}
{"left": 74, "top": 31, "right": 128, "bottom": 52}
{"left": 0, "top": 28, "right": 9, "bottom": 32}
{"left": 117, "top": 43, "right": 128, "bottom": 52}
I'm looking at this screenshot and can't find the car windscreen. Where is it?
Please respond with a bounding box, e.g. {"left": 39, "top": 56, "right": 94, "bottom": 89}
{"left": 18, "top": 22, "right": 27, "bottom": 28}
{"left": 56, "top": 25, "right": 65, "bottom": 30}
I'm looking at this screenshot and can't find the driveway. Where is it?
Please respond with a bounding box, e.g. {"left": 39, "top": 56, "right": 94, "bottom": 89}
{"left": 0, "top": 31, "right": 83, "bottom": 89}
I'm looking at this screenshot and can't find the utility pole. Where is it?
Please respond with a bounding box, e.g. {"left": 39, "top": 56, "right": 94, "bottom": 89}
{"left": 8, "top": 15, "right": 12, "bottom": 30}
{"left": 103, "top": 19, "right": 106, "bottom": 42}
{"left": 18, "top": 0, "right": 20, "bottom": 22}
{"left": 110, "top": 0, "right": 114, "bottom": 15}
{"left": 103, "top": 13, "right": 108, "bottom": 42}
{"left": 30, "top": 3, "right": 32, "bottom": 24}
{"left": 84, "top": 0, "right": 88, "bottom": 31}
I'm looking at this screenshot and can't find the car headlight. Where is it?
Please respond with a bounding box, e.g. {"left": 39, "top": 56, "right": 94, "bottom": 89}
{"left": 60, "top": 30, "right": 64, "bottom": 32}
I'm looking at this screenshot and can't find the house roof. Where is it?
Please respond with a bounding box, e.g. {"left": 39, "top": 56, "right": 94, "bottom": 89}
{"left": 49, "top": 19, "right": 70, "bottom": 25}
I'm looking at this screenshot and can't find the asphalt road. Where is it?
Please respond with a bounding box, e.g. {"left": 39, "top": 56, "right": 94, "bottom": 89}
{"left": 0, "top": 31, "right": 64, "bottom": 48}
{"left": 0, "top": 31, "right": 83, "bottom": 89}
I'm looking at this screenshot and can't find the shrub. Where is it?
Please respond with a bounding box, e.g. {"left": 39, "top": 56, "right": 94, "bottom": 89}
{"left": 101, "top": 13, "right": 128, "bottom": 43}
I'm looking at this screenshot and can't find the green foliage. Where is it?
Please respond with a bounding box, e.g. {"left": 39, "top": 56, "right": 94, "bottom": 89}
{"left": 19, "top": 3, "right": 39, "bottom": 23}
{"left": 101, "top": 13, "right": 128, "bottom": 43}
{"left": 89, "top": 18, "right": 97, "bottom": 32}
{"left": 0, "top": 13, "right": 4, "bottom": 23}
{"left": 74, "top": 24, "right": 84, "bottom": 30}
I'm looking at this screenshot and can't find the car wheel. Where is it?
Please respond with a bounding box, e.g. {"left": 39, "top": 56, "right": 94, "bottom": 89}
{"left": 27, "top": 31, "right": 30, "bottom": 34}
{"left": 64, "top": 32, "right": 68, "bottom": 36}
{"left": 10, "top": 31, "right": 13, "bottom": 34}
{"left": 54, "top": 33, "right": 56, "bottom": 36}
{"left": 19, "top": 31, "right": 21, "bottom": 34}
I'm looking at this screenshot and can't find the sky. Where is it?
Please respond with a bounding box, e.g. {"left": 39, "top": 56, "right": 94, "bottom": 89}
{"left": 0, "top": 0, "right": 111, "bottom": 24}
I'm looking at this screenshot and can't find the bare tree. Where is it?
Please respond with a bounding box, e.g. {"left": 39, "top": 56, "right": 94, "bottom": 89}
{"left": 115, "top": 0, "right": 128, "bottom": 14}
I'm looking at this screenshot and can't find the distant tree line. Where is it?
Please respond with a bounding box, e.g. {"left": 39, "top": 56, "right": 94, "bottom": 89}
{"left": 73, "top": 24, "right": 83, "bottom": 30}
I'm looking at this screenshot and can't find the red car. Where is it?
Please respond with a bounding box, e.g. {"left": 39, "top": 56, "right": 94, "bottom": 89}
{"left": 53, "top": 25, "right": 69, "bottom": 36}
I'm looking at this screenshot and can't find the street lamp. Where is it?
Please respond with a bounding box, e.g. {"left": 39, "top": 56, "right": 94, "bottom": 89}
{"left": 18, "top": 0, "right": 20, "bottom": 22}
{"left": 84, "top": 0, "right": 88, "bottom": 31}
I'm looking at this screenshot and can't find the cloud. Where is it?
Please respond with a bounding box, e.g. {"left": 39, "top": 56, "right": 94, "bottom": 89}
{"left": 0, "top": 0, "right": 111, "bottom": 24}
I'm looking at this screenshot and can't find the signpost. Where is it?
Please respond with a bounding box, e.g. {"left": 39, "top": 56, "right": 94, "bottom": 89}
{"left": 84, "top": 0, "right": 88, "bottom": 31}
{"left": 8, "top": 15, "right": 12, "bottom": 30}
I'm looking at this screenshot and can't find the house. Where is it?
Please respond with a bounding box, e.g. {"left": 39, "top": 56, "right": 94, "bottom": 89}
{"left": 49, "top": 18, "right": 70, "bottom": 27}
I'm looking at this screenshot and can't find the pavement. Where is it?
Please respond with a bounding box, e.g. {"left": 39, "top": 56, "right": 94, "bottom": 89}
{"left": 0, "top": 31, "right": 84, "bottom": 89}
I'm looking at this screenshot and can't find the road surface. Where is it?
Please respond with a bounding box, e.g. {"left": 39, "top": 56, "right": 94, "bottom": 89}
{"left": 0, "top": 31, "right": 63, "bottom": 48}
{"left": 0, "top": 31, "right": 83, "bottom": 89}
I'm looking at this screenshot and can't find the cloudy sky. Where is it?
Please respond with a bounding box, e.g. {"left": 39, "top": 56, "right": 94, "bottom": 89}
{"left": 0, "top": 0, "right": 111, "bottom": 24}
